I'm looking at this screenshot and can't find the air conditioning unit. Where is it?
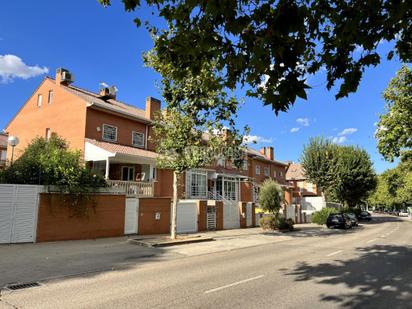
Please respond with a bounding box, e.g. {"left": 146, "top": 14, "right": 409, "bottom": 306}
{"left": 61, "top": 71, "right": 73, "bottom": 83}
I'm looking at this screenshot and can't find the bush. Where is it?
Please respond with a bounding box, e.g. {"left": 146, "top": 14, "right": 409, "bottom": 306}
{"left": 259, "top": 216, "right": 294, "bottom": 231}
{"left": 259, "top": 179, "right": 283, "bottom": 215}
{"left": 312, "top": 208, "right": 339, "bottom": 225}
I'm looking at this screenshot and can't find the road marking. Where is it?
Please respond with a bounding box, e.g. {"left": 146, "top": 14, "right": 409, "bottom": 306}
{"left": 204, "top": 275, "right": 264, "bottom": 294}
{"left": 366, "top": 238, "right": 378, "bottom": 243}
{"left": 326, "top": 250, "right": 343, "bottom": 257}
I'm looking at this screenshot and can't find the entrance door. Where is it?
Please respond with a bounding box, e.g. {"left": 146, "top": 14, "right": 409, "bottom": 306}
{"left": 223, "top": 201, "right": 240, "bottom": 229}
{"left": 207, "top": 206, "right": 216, "bottom": 230}
{"left": 177, "top": 201, "right": 198, "bottom": 233}
{"left": 124, "top": 198, "right": 138, "bottom": 234}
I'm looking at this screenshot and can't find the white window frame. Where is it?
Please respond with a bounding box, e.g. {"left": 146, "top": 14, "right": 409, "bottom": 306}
{"left": 37, "top": 94, "right": 42, "bottom": 107}
{"left": 217, "top": 158, "right": 225, "bottom": 167}
{"left": 48, "top": 90, "right": 53, "bottom": 104}
{"left": 102, "top": 124, "right": 118, "bottom": 142}
{"left": 186, "top": 169, "right": 207, "bottom": 199}
{"left": 45, "top": 128, "right": 52, "bottom": 141}
{"left": 1, "top": 149, "right": 6, "bottom": 161}
{"left": 264, "top": 167, "right": 269, "bottom": 176}
{"left": 255, "top": 165, "right": 260, "bottom": 175}
{"left": 121, "top": 166, "right": 135, "bottom": 181}
{"left": 307, "top": 182, "right": 313, "bottom": 192}
{"left": 132, "top": 131, "right": 145, "bottom": 148}
{"left": 242, "top": 160, "right": 248, "bottom": 171}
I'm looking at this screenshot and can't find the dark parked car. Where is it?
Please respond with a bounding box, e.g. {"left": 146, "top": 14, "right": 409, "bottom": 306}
{"left": 358, "top": 211, "right": 372, "bottom": 221}
{"left": 326, "top": 213, "right": 352, "bottom": 229}
{"left": 346, "top": 213, "right": 359, "bottom": 227}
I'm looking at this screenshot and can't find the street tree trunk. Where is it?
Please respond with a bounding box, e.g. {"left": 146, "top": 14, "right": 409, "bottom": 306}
{"left": 170, "top": 171, "right": 179, "bottom": 239}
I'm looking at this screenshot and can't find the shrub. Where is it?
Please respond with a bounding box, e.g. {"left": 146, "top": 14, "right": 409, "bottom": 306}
{"left": 312, "top": 207, "right": 339, "bottom": 225}
{"left": 259, "top": 215, "right": 294, "bottom": 231}
{"left": 259, "top": 216, "right": 277, "bottom": 230}
{"left": 259, "top": 179, "right": 283, "bottom": 215}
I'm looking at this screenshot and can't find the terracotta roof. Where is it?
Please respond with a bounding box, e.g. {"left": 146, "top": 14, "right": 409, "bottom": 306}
{"left": 286, "top": 163, "right": 306, "bottom": 180}
{"left": 0, "top": 133, "right": 8, "bottom": 148}
{"left": 245, "top": 147, "right": 288, "bottom": 166}
{"left": 85, "top": 139, "right": 158, "bottom": 159}
{"left": 47, "top": 78, "right": 151, "bottom": 123}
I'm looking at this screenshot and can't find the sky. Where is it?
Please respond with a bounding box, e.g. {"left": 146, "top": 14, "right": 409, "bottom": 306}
{"left": 0, "top": 1, "right": 404, "bottom": 173}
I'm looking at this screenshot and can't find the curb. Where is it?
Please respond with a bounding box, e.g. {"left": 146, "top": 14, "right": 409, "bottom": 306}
{"left": 129, "top": 237, "right": 215, "bottom": 248}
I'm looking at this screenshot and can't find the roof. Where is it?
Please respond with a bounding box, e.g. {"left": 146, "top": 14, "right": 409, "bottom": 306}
{"left": 48, "top": 78, "right": 152, "bottom": 124}
{"left": 245, "top": 147, "right": 288, "bottom": 166}
{"left": 0, "top": 133, "right": 7, "bottom": 148}
{"left": 85, "top": 138, "right": 158, "bottom": 159}
{"left": 286, "top": 163, "right": 306, "bottom": 180}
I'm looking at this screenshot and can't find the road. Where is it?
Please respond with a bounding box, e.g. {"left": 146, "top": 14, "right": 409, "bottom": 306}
{"left": 1, "top": 215, "right": 411, "bottom": 309}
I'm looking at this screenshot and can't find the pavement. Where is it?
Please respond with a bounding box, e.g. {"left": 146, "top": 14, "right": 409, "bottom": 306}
{"left": 1, "top": 214, "right": 411, "bottom": 308}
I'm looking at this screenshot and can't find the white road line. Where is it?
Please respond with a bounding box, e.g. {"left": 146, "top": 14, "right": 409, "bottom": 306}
{"left": 366, "top": 238, "right": 378, "bottom": 243}
{"left": 326, "top": 250, "right": 343, "bottom": 257}
{"left": 204, "top": 275, "right": 264, "bottom": 294}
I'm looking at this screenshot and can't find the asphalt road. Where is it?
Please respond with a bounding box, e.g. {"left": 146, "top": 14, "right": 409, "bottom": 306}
{"left": 1, "top": 215, "right": 411, "bottom": 309}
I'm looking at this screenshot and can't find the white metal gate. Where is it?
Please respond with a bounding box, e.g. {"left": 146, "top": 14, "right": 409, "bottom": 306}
{"left": 207, "top": 206, "right": 216, "bottom": 230}
{"left": 0, "top": 184, "right": 41, "bottom": 244}
{"left": 124, "top": 198, "right": 138, "bottom": 235}
{"left": 223, "top": 201, "right": 240, "bottom": 229}
{"left": 177, "top": 200, "right": 198, "bottom": 233}
{"left": 246, "top": 202, "right": 252, "bottom": 227}
{"left": 287, "top": 204, "right": 296, "bottom": 220}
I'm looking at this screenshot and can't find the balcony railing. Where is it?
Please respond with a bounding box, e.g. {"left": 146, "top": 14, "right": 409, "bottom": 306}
{"left": 107, "top": 180, "right": 154, "bottom": 197}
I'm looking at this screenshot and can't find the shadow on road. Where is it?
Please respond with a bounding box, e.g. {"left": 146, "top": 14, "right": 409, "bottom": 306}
{"left": 283, "top": 244, "right": 412, "bottom": 308}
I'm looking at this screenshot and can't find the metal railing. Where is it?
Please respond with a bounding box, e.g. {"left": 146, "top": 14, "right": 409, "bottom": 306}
{"left": 107, "top": 180, "right": 154, "bottom": 197}
{"left": 207, "top": 191, "right": 238, "bottom": 207}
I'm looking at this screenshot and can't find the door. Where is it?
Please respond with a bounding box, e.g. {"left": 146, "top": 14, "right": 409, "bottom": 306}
{"left": 223, "top": 201, "right": 240, "bottom": 229}
{"left": 207, "top": 206, "right": 216, "bottom": 230}
{"left": 0, "top": 184, "right": 40, "bottom": 244}
{"left": 177, "top": 201, "right": 198, "bottom": 233}
{"left": 246, "top": 202, "right": 252, "bottom": 227}
{"left": 124, "top": 198, "right": 138, "bottom": 234}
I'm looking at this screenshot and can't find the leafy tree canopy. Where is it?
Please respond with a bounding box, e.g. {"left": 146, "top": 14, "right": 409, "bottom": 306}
{"left": 100, "top": 0, "right": 411, "bottom": 114}
{"left": 258, "top": 179, "right": 284, "bottom": 215}
{"left": 376, "top": 65, "right": 412, "bottom": 162}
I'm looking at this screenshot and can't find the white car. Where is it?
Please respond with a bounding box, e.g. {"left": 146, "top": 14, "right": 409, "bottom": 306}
{"left": 399, "top": 211, "right": 409, "bottom": 217}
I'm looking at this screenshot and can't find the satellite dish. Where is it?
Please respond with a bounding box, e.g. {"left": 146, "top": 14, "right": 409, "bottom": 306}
{"left": 8, "top": 136, "right": 19, "bottom": 147}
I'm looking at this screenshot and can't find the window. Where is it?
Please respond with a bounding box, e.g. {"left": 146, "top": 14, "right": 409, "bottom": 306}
{"left": 264, "top": 167, "right": 269, "bottom": 176}
{"left": 102, "top": 124, "right": 117, "bottom": 142}
{"left": 278, "top": 171, "right": 283, "bottom": 177}
{"left": 132, "top": 131, "right": 144, "bottom": 148}
{"left": 255, "top": 165, "right": 260, "bottom": 175}
{"left": 242, "top": 160, "right": 248, "bottom": 171}
{"left": 307, "top": 182, "right": 313, "bottom": 192}
{"left": 217, "top": 158, "right": 225, "bottom": 167}
{"left": 37, "top": 94, "right": 42, "bottom": 107}
{"left": 45, "top": 128, "right": 52, "bottom": 141}
{"left": 187, "top": 170, "right": 207, "bottom": 198}
{"left": 48, "top": 90, "right": 53, "bottom": 104}
{"left": 122, "top": 166, "right": 135, "bottom": 181}
{"left": 1, "top": 150, "right": 6, "bottom": 161}
{"left": 152, "top": 167, "right": 157, "bottom": 180}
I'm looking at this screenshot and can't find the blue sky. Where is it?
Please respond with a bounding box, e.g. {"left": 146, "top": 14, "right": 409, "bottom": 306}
{"left": 0, "top": 1, "right": 403, "bottom": 173}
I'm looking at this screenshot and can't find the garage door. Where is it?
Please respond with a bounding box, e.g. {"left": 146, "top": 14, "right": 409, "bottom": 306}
{"left": 124, "top": 198, "right": 138, "bottom": 235}
{"left": 0, "top": 184, "right": 40, "bottom": 244}
{"left": 223, "top": 201, "right": 240, "bottom": 229}
{"left": 177, "top": 201, "right": 198, "bottom": 233}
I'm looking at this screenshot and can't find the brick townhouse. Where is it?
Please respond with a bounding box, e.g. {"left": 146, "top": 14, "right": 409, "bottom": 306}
{"left": 4, "top": 68, "right": 294, "bottom": 231}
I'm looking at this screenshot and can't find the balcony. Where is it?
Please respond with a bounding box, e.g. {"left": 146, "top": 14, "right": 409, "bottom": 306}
{"left": 107, "top": 180, "right": 154, "bottom": 197}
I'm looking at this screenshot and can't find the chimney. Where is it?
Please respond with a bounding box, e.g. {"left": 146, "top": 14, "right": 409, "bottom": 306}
{"left": 55, "top": 68, "right": 74, "bottom": 86}
{"left": 145, "top": 97, "right": 161, "bottom": 120}
{"left": 99, "top": 84, "right": 117, "bottom": 100}
{"left": 260, "top": 146, "right": 274, "bottom": 161}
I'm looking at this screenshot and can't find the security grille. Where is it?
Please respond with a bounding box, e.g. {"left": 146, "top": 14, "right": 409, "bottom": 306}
{"left": 207, "top": 207, "right": 216, "bottom": 230}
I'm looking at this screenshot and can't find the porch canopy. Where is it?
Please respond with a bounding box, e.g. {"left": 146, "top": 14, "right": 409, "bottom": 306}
{"left": 84, "top": 138, "right": 158, "bottom": 179}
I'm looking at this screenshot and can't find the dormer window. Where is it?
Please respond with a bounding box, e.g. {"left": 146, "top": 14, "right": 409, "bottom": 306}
{"left": 132, "top": 131, "right": 144, "bottom": 148}
{"left": 102, "top": 124, "right": 117, "bottom": 142}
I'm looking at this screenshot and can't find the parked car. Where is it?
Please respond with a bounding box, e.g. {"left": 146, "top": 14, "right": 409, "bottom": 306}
{"left": 326, "top": 213, "right": 352, "bottom": 229}
{"left": 399, "top": 211, "right": 409, "bottom": 217}
{"left": 358, "top": 211, "right": 372, "bottom": 221}
{"left": 346, "top": 213, "right": 359, "bottom": 227}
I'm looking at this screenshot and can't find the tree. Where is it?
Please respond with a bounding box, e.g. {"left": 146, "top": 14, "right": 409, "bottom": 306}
{"left": 150, "top": 60, "right": 245, "bottom": 239}
{"left": 376, "top": 65, "right": 412, "bottom": 162}
{"left": 332, "top": 146, "right": 377, "bottom": 207}
{"left": 258, "top": 179, "right": 284, "bottom": 215}
{"left": 100, "top": 0, "right": 411, "bottom": 115}
{"left": 301, "top": 137, "right": 338, "bottom": 192}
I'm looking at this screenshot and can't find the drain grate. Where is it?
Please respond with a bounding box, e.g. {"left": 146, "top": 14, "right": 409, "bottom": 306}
{"left": 7, "top": 282, "right": 41, "bottom": 291}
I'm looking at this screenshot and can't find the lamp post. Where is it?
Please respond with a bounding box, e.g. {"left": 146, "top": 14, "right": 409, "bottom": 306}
{"left": 7, "top": 136, "right": 19, "bottom": 165}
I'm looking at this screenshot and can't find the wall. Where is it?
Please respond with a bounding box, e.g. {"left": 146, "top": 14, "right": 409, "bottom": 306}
{"left": 216, "top": 201, "right": 224, "bottom": 230}
{"left": 154, "top": 169, "right": 174, "bottom": 197}
{"left": 240, "top": 202, "right": 247, "bottom": 228}
{"left": 85, "top": 108, "right": 152, "bottom": 150}
{"left": 138, "top": 197, "right": 171, "bottom": 235}
{"left": 36, "top": 193, "right": 125, "bottom": 242}
{"left": 198, "top": 200, "right": 208, "bottom": 232}
{"left": 6, "top": 78, "right": 88, "bottom": 161}
{"left": 240, "top": 181, "right": 253, "bottom": 202}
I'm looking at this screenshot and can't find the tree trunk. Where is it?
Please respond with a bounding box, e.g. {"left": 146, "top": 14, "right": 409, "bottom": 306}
{"left": 170, "top": 171, "right": 179, "bottom": 239}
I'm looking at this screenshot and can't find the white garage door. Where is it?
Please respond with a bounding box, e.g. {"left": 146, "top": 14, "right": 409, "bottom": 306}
{"left": 0, "top": 184, "right": 40, "bottom": 244}
{"left": 177, "top": 201, "right": 198, "bottom": 233}
{"left": 223, "top": 201, "right": 240, "bottom": 229}
{"left": 246, "top": 202, "right": 253, "bottom": 227}
{"left": 124, "top": 198, "right": 138, "bottom": 235}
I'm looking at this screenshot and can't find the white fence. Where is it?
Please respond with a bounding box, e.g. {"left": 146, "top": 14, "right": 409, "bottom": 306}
{"left": 107, "top": 180, "right": 154, "bottom": 197}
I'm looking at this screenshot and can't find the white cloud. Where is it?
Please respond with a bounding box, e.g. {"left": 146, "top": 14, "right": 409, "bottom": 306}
{"left": 0, "top": 54, "right": 48, "bottom": 83}
{"left": 290, "top": 127, "right": 300, "bottom": 133}
{"left": 338, "top": 128, "right": 358, "bottom": 136}
{"left": 332, "top": 136, "right": 347, "bottom": 144}
{"left": 243, "top": 135, "right": 273, "bottom": 145}
{"left": 296, "top": 118, "right": 310, "bottom": 127}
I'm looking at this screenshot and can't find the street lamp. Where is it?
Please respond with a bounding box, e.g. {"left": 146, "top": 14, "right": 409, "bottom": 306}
{"left": 7, "top": 136, "right": 19, "bottom": 165}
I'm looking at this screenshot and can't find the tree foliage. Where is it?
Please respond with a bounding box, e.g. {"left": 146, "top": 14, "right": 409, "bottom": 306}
{"left": 302, "top": 138, "right": 376, "bottom": 207}
{"left": 376, "top": 65, "right": 412, "bottom": 162}
{"left": 100, "top": 0, "right": 411, "bottom": 114}
{"left": 258, "top": 179, "right": 284, "bottom": 215}
{"left": 312, "top": 207, "right": 339, "bottom": 225}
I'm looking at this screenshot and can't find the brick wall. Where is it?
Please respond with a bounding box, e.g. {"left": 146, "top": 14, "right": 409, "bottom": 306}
{"left": 198, "top": 200, "right": 208, "bottom": 232}
{"left": 138, "top": 197, "right": 171, "bottom": 235}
